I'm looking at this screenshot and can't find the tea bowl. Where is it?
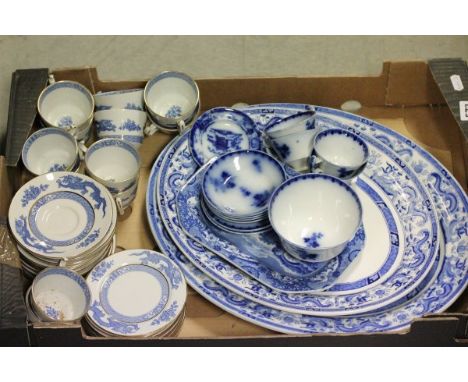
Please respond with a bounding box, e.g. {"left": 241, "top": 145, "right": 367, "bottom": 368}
{"left": 94, "top": 88, "right": 144, "bottom": 111}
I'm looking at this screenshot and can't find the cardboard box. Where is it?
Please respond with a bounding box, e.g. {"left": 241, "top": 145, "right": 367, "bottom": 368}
{"left": 1, "top": 61, "right": 467, "bottom": 346}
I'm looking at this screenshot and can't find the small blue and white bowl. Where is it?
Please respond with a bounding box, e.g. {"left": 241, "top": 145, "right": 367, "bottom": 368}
{"left": 309, "top": 128, "right": 369, "bottom": 181}
{"left": 37, "top": 81, "right": 94, "bottom": 138}
{"left": 22, "top": 128, "right": 79, "bottom": 176}
{"left": 269, "top": 174, "right": 363, "bottom": 262}
{"left": 144, "top": 71, "right": 200, "bottom": 130}
{"left": 202, "top": 150, "right": 286, "bottom": 222}
{"left": 189, "top": 107, "right": 261, "bottom": 166}
{"left": 263, "top": 111, "right": 318, "bottom": 171}
{"left": 94, "top": 88, "right": 144, "bottom": 111}
{"left": 94, "top": 109, "right": 147, "bottom": 148}
{"left": 31, "top": 267, "right": 91, "bottom": 322}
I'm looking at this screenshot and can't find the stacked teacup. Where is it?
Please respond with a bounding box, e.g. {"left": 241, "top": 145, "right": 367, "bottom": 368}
{"left": 94, "top": 88, "right": 146, "bottom": 148}
{"left": 201, "top": 150, "right": 286, "bottom": 233}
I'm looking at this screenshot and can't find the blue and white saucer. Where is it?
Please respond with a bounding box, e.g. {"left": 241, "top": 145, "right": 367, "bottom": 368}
{"left": 189, "top": 107, "right": 261, "bottom": 166}
{"left": 86, "top": 249, "right": 186, "bottom": 337}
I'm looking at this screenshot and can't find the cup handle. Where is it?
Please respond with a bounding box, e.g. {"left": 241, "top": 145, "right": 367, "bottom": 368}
{"left": 48, "top": 74, "right": 56, "bottom": 85}
{"left": 309, "top": 154, "right": 323, "bottom": 172}
{"left": 78, "top": 140, "right": 87, "bottom": 160}
{"left": 115, "top": 197, "right": 125, "bottom": 215}
{"left": 177, "top": 120, "right": 186, "bottom": 134}
{"left": 144, "top": 122, "right": 159, "bottom": 136}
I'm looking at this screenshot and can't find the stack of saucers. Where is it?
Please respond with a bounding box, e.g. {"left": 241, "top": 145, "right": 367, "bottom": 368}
{"left": 201, "top": 150, "right": 286, "bottom": 233}
{"left": 84, "top": 249, "right": 187, "bottom": 338}
{"left": 8, "top": 172, "right": 117, "bottom": 278}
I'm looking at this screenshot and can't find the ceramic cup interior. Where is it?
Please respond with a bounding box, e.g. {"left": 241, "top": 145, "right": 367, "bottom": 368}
{"left": 313, "top": 128, "right": 369, "bottom": 168}
{"left": 145, "top": 71, "right": 199, "bottom": 120}
{"left": 38, "top": 81, "right": 94, "bottom": 128}
{"left": 22, "top": 128, "right": 78, "bottom": 175}
{"left": 85, "top": 139, "right": 140, "bottom": 185}
{"left": 31, "top": 267, "right": 91, "bottom": 321}
{"left": 269, "top": 174, "right": 362, "bottom": 250}
{"left": 202, "top": 150, "right": 286, "bottom": 216}
{"left": 265, "top": 111, "right": 316, "bottom": 139}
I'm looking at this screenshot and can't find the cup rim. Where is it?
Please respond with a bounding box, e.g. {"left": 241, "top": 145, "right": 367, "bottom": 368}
{"left": 202, "top": 149, "right": 287, "bottom": 217}
{"left": 143, "top": 71, "right": 200, "bottom": 124}
{"left": 37, "top": 80, "right": 95, "bottom": 129}
{"left": 312, "top": 128, "right": 369, "bottom": 168}
{"left": 93, "top": 88, "right": 144, "bottom": 98}
{"left": 21, "top": 127, "right": 79, "bottom": 176}
{"left": 264, "top": 110, "right": 316, "bottom": 135}
{"left": 84, "top": 138, "right": 141, "bottom": 185}
{"left": 31, "top": 266, "right": 91, "bottom": 321}
{"left": 268, "top": 173, "right": 363, "bottom": 252}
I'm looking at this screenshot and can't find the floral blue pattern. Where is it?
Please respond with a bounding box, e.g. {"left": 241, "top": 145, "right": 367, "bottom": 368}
{"left": 151, "top": 301, "right": 178, "bottom": 326}
{"left": 76, "top": 228, "right": 100, "bottom": 249}
{"left": 90, "top": 260, "right": 114, "bottom": 283}
{"left": 95, "top": 119, "right": 116, "bottom": 132}
{"left": 165, "top": 105, "right": 182, "bottom": 118}
{"left": 120, "top": 119, "right": 142, "bottom": 132}
{"left": 21, "top": 184, "right": 49, "bottom": 207}
{"left": 58, "top": 115, "right": 73, "bottom": 128}
{"left": 48, "top": 163, "right": 68, "bottom": 172}
{"left": 45, "top": 306, "right": 61, "bottom": 320}
{"left": 303, "top": 232, "right": 324, "bottom": 248}
{"left": 124, "top": 102, "right": 144, "bottom": 111}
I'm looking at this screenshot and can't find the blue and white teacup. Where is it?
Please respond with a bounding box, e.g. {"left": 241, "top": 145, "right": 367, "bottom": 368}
{"left": 22, "top": 128, "right": 80, "bottom": 176}
{"left": 309, "top": 128, "right": 369, "bottom": 181}
{"left": 94, "top": 109, "right": 147, "bottom": 148}
{"left": 37, "top": 80, "right": 94, "bottom": 141}
{"left": 94, "top": 88, "right": 144, "bottom": 111}
{"left": 31, "top": 267, "right": 91, "bottom": 322}
{"left": 263, "top": 111, "right": 318, "bottom": 171}
{"left": 144, "top": 71, "right": 200, "bottom": 135}
{"left": 269, "top": 174, "right": 363, "bottom": 262}
{"left": 84, "top": 138, "right": 140, "bottom": 215}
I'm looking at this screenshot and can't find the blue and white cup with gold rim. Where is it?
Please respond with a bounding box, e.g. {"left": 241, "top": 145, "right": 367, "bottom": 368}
{"left": 268, "top": 173, "right": 363, "bottom": 262}
{"left": 22, "top": 128, "right": 80, "bottom": 176}
{"left": 144, "top": 71, "right": 200, "bottom": 135}
{"left": 309, "top": 128, "right": 369, "bottom": 181}
{"left": 94, "top": 109, "right": 147, "bottom": 148}
{"left": 37, "top": 80, "right": 94, "bottom": 141}
{"left": 94, "top": 88, "right": 144, "bottom": 111}
{"left": 263, "top": 111, "right": 319, "bottom": 171}
{"left": 84, "top": 138, "right": 140, "bottom": 215}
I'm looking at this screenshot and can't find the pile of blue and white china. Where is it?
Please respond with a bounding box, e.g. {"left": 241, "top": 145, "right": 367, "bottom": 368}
{"left": 9, "top": 172, "right": 117, "bottom": 277}
{"left": 84, "top": 249, "right": 187, "bottom": 338}
{"left": 146, "top": 102, "right": 468, "bottom": 335}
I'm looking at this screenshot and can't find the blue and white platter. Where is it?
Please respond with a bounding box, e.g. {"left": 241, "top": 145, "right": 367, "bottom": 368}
{"left": 9, "top": 172, "right": 116, "bottom": 259}
{"left": 86, "top": 249, "right": 187, "bottom": 337}
{"left": 156, "top": 120, "right": 441, "bottom": 315}
{"left": 147, "top": 103, "right": 467, "bottom": 333}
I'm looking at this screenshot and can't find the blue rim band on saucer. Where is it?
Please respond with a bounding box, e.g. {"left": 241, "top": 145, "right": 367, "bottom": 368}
{"left": 28, "top": 191, "right": 95, "bottom": 247}
{"left": 189, "top": 107, "right": 262, "bottom": 166}
{"left": 100, "top": 264, "right": 170, "bottom": 323}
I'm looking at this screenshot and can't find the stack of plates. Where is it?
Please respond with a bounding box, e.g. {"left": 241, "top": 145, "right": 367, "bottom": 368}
{"left": 8, "top": 172, "right": 117, "bottom": 277}
{"left": 85, "top": 249, "right": 187, "bottom": 338}
{"left": 145, "top": 103, "right": 468, "bottom": 335}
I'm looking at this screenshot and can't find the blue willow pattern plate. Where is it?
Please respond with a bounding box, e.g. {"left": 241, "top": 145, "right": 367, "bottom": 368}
{"left": 147, "top": 140, "right": 448, "bottom": 334}
{"left": 86, "top": 249, "right": 186, "bottom": 337}
{"left": 9, "top": 172, "right": 114, "bottom": 258}
{"left": 156, "top": 125, "right": 439, "bottom": 315}
{"left": 176, "top": 166, "right": 366, "bottom": 291}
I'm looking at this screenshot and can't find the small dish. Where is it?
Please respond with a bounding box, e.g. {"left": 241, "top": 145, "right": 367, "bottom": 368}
{"left": 189, "top": 107, "right": 261, "bottom": 166}
{"left": 202, "top": 150, "right": 286, "bottom": 218}
{"left": 269, "top": 173, "right": 363, "bottom": 261}
{"left": 31, "top": 267, "right": 91, "bottom": 321}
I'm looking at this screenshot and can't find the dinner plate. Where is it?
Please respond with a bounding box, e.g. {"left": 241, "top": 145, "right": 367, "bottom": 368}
{"left": 147, "top": 140, "right": 451, "bottom": 333}
{"left": 9, "top": 172, "right": 114, "bottom": 259}
{"left": 157, "top": 126, "right": 439, "bottom": 314}
{"left": 86, "top": 249, "right": 186, "bottom": 337}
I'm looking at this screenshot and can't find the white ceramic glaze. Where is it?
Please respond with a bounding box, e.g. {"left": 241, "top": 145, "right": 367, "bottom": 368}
{"left": 144, "top": 71, "right": 199, "bottom": 129}
{"left": 264, "top": 111, "right": 319, "bottom": 170}
{"left": 94, "top": 88, "right": 144, "bottom": 111}
{"left": 37, "top": 81, "right": 94, "bottom": 137}
{"left": 310, "top": 128, "right": 369, "bottom": 180}
{"left": 269, "top": 174, "right": 362, "bottom": 260}
{"left": 31, "top": 267, "right": 91, "bottom": 321}
{"left": 94, "top": 109, "right": 146, "bottom": 147}
{"left": 22, "top": 128, "right": 79, "bottom": 176}
{"left": 202, "top": 150, "right": 286, "bottom": 217}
